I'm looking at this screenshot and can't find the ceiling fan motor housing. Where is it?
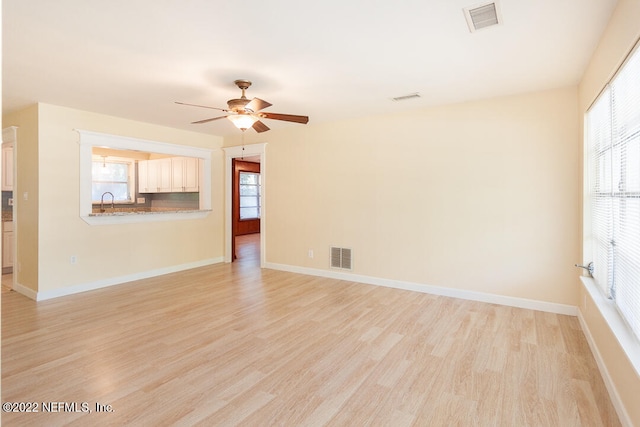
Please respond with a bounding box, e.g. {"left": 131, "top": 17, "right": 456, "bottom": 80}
{"left": 227, "top": 98, "right": 251, "bottom": 112}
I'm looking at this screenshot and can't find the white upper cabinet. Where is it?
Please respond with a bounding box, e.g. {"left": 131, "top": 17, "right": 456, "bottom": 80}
{"left": 171, "top": 157, "right": 199, "bottom": 192}
{"left": 138, "top": 158, "right": 172, "bottom": 193}
{"left": 138, "top": 157, "right": 199, "bottom": 193}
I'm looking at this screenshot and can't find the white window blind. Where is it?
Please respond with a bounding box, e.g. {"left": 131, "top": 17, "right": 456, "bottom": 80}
{"left": 586, "top": 41, "right": 640, "bottom": 341}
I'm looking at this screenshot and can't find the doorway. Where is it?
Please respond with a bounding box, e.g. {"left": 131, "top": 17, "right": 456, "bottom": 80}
{"left": 232, "top": 159, "right": 261, "bottom": 261}
{"left": 223, "top": 143, "right": 267, "bottom": 266}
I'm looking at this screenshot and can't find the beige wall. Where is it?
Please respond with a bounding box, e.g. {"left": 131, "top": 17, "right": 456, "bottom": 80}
{"left": 3, "top": 103, "right": 225, "bottom": 294}
{"left": 577, "top": 0, "right": 640, "bottom": 425}
{"left": 226, "top": 86, "right": 581, "bottom": 306}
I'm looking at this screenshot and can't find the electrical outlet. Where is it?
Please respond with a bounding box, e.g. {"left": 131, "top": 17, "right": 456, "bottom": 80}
{"left": 137, "top": 197, "right": 145, "bottom": 204}
{"left": 308, "top": 249, "right": 314, "bottom": 259}
{"left": 8, "top": 198, "right": 13, "bottom": 206}
{"left": 70, "top": 255, "right": 77, "bottom": 265}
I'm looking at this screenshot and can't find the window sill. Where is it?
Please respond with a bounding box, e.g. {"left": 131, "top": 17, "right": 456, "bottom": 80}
{"left": 82, "top": 209, "right": 211, "bottom": 225}
{"left": 580, "top": 276, "right": 640, "bottom": 377}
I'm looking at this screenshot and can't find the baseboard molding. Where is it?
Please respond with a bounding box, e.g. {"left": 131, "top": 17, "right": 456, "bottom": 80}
{"left": 12, "top": 281, "right": 38, "bottom": 300}
{"left": 31, "top": 257, "right": 224, "bottom": 301}
{"left": 264, "top": 262, "right": 577, "bottom": 316}
{"left": 578, "top": 310, "right": 633, "bottom": 427}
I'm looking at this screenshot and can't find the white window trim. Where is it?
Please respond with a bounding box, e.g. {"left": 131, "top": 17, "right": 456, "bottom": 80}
{"left": 77, "top": 129, "right": 212, "bottom": 225}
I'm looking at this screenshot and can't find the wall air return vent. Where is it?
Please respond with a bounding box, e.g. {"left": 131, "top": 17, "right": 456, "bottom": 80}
{"left": 463, "top": 2, "right": 501, "bottom": 33}
{"left": 330, "top": 247, "right": 352, "bottom": 270}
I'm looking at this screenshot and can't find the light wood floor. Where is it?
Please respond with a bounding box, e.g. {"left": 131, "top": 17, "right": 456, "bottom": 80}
{"left": 2, "top": 234, "right": 620, "bottom": 426}
{"left": 2, "top": 272, "right": 12, "bottom": 294}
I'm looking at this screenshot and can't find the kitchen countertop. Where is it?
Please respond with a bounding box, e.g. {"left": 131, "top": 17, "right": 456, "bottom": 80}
{"left": 84, "top": 208, "right": 211, "bottom": 225}
{"left": 88, "top": 208, "right": 207, "bottom": 217}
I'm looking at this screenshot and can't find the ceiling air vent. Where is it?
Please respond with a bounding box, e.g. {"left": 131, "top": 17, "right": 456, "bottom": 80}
{"left": 463, "top": 2, "right": 501, "bottom": 33}
{"left": 330, "top": 247, "right": 352, "bottom": 270}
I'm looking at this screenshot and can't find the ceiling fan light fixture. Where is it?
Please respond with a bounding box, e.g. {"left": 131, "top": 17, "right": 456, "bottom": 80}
{"left": 228, "top": 114, "right": 258, "bottom": 130}
{"left": 178, "top": 79, "right": 309, "bottom": 133}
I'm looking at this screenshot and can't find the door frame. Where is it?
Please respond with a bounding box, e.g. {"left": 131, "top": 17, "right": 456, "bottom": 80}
{"left": 223, "top": 143, "right": 267, "bottom": 266}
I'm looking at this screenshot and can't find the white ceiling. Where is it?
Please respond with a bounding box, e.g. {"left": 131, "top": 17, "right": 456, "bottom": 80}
{"left": 3, "top": 0, "right": 618, "bottom": 137}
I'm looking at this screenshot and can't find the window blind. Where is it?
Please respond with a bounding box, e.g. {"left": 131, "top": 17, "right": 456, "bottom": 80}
{"left": 587, "top": 42, "right": 640, "bottom": 341}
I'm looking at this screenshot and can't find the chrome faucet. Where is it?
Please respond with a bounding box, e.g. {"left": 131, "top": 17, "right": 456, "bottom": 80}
{"left": 100, "top": 191, "right": 115, "bottom": 212}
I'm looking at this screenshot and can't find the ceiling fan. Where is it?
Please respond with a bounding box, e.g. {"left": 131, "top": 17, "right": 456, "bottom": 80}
{"left": 176, "top": 79, "right": 309, "bottom": 133}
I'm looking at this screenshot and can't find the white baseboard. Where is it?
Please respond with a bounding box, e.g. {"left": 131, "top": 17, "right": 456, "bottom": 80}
{"left": 12, "top": 281, "right": 38, "bottom": 300}
{"left": 30, "top": 257, "right": 224, "bottom": 301}
{"left": 578, "top": 310, "right": 633, "bottom": 427}
{"left": 264, "top": 262, "right": 577, "bottom": 316}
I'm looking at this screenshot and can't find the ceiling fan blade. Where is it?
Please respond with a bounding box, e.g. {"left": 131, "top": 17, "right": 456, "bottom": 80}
{"left": 176, "top": 101, "right": 228, "bottom": 112}
{"left": 191, "top": 116, "right": 228, "bottom": 124}
{"left": 252, "top": 120, "right": 270, "bottom": 133}
{"left": 258, "top": 112, "right": 309, "bottom": 124}
{"left": 245, "top": 97, "right": 272, "bottom": 113}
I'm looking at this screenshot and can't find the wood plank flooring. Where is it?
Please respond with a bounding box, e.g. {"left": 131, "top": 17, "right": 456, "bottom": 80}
{"left": 2, "top": 234, "right": 620, "bottom": 426}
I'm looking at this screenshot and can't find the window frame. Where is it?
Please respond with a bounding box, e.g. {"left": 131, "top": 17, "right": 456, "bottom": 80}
{"left": 239, "top": 171, "right": 261, "bottom": 220}
{"left": 584, "top": 38, "right": 640, "bottom": 376}
{"left": 91, "top": 155, "right": 135, "bottom": 204}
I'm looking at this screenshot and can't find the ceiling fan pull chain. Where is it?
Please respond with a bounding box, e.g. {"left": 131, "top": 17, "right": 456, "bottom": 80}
{"left": 241, "top": 130, "right": 245, "bottom": 160}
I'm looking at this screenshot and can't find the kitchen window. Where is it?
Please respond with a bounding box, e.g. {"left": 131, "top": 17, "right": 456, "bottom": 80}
{"left": 91, "top": 156, "right": 134, "bottom": 203}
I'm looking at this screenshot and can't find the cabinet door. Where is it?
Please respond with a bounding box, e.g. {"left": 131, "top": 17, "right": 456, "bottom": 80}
{"left": 139, "top": 159, "right": 171, "bottom": 193}
{"left": 171, "top": 157, "right": 186, "bottom": 191}
{"left": 2, "top": 144, "right": 14, "bottom": 191}
{"left": 171, "top": 157, "right": 199, "bottom": 192}
{"left": 138, "top": 160, "right": 150, "bottom": 193}
{"left": 183, "top": 157, "right": 199, "bottom": 192}
{"left": 171, "top": 157, "right": 200, "bottom": 192}
{"left": 156, "top": 158, "right": 172, "bottom": 192}
{"left": 146, "top": 160, "right": 160, "bottom": 192}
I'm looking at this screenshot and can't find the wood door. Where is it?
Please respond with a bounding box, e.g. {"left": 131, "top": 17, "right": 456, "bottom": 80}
{"left": 232, "top": 160, "right": 261, "bottom": 259}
